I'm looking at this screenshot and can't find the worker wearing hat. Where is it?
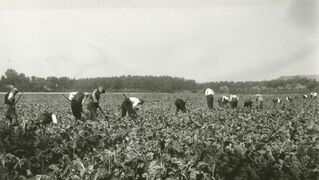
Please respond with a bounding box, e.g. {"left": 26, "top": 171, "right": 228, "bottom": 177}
{"left": 87, "top": 87, "right": 106, "bottom": 120}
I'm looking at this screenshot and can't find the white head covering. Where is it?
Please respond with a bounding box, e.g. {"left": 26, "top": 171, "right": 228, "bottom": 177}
{"left": 51, "top": 114, "right": 57, "bottom": 124}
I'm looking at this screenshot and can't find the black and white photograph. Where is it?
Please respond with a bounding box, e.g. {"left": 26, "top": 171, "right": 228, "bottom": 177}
{"left": 0, "top": 0, "right": 318, "bottom": 179}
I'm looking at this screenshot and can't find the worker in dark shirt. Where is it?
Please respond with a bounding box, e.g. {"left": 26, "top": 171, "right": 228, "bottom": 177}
{"left": 244, "top": 99, "right": 253, "bottom": 108}
{"left": 87, "top": 87, "right": 105, "bottom": 120}
{"left": 69, "top": 91, "right": 88, "bottom": 120}
{"left": 175, "top": 98, "right": 187, "bottom": 114}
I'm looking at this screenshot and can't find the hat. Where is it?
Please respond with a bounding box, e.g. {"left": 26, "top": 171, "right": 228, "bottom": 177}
{"left": 51, "top": 114, "right": 57, "bottom": 124}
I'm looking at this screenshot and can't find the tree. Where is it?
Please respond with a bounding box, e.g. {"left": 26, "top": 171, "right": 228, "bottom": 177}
{"left": 219, "top": 86, "right": 229, "bottom": 94}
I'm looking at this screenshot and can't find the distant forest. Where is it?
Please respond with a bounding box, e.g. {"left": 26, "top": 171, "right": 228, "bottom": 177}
{"left": 0, "top": 69, "right": 318, "bottom": 93}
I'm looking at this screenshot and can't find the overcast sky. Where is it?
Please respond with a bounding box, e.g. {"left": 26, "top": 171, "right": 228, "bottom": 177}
{"left": 0, "top": 0, "right": 318, "bottom": 82}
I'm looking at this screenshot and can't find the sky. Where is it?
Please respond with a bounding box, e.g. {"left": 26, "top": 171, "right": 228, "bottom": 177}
{"left": 0, "top": 0, "right": 318, "bottom": 82}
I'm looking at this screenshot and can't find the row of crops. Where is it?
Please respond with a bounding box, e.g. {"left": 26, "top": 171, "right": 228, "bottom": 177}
{"left": 0, "top": 93, "right": 319, "bottom": 180}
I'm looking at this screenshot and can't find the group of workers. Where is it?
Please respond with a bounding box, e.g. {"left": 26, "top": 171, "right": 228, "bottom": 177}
{"left": 175, "top": 88, "right": 317, "bottom": 113}
{"left": 3, "top": 87, "right": 144, "bottom": 125}
{"left": 2, "top": 87, "right": 318, "bottom": 125}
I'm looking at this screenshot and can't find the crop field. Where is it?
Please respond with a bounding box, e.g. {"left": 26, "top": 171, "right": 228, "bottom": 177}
{"left": 0, "top": 93, "right": 319, "bottom": 180}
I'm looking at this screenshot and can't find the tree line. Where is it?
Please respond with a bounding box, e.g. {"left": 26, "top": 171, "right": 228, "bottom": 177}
{"left": 0, "top": 69, "right": 318, "bottom": 93}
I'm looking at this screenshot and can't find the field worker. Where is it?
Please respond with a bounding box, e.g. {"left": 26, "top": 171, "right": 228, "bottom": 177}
{"left": 229, "top": 94, "right": 239, "bottom": 109}
{"left": 244, "top": 99, "right": 253, "bottom": 108}
{"left": 36, "top": 112, "right": 58, "bottom": 126}
{"left": 174, "top": 98, "right": 187, "bottom": 114}
{"left": 129, "top": 97, "right": 144, "bottom": 110}
{"left": 255, "top": 94, "right": 264, "bottom": 109}
{"left": 4, "top": 87, "right": 19, "bottom": 122}
{"left": 87, "top": 87, "right": 106, "bottom": 120}
{"left": 310, "top": 92, "right": 317, "bottom": 99}
{"left": 285, "top": 96, "right": 293, "bottom": 101}
{"left": 121, "top": 97, "right": 143, "bottom": 118}
{"left": 218, "top": 96, "right": 229, "bottom": 107}
{"left": 204, "top": 88, "right": 214, "bottom": 109}
{"left": 69, "top": 91, "right": 89, "bottom": 120}
{"left": 273, "top": 98, "right": 281, "bottom": 105}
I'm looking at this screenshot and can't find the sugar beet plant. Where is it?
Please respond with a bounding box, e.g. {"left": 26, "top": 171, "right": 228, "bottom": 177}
{"left": 0, "top": 94, "right": 319, "bottom": 180}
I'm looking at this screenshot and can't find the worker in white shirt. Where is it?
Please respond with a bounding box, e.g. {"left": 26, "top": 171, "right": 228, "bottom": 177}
{"left": 255, "top": 94, "right": 264, "bottom": 109}
{"left": 273, "top": 98, "right": 281, "bottom": 105}
{"left": 310, "top": 92, "right": 317, "bottom": 99}
{"left": 129, "top": 97, "right": 144, "bottom": 110}
{"left": 205, "top": 88, "right": 214, "bottom": 109}
{"left": 121, "top": 96, "right": 144, "bottom": 118}
{"left": 218, "top": 95, "right": 229, "bottom": 107}
{"left": 4, "top": 87, "right": 19, "bottom": 122}
{"left": 229, "top": 94, "right": 239, "bottom": 109}
{"left": 285, "top": 96, "right": 293, "bottom": 102}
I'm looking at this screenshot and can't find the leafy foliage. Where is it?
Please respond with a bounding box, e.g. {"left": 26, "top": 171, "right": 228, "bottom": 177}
{"left": 0, "top": 93, "right": 319, "bottom": 179}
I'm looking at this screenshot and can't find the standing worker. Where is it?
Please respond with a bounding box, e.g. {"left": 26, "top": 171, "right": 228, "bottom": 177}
{"left": 69, "top": 91, "right": 89, "bottom": 120}
{"left": 3, "top": 87, "right": 19, "bottom": 122}
{"left": 255, "top": 94, "right": 264, "bottom": 109}
{"left": 205, "top": 88, "right": 214, "bottom": 109}
{"left": 87, "top": 87, "right": 105, "bottom": 120}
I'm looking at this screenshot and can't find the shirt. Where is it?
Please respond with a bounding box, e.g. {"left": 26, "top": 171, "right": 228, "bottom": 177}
{"left": 229, "top": 95, "right": 239, "bottom": 101}
{"left": 52, "top": 114, "right": 57, "bottom": 124}
{"left": 222, "top": 96, "right": 229, "bottom": 101}
{"left": 205, "top": 88, "right": 214, "bottom": 96}
{"left": 255, "top": 94, "right": 263, "bottom": 101}
{"left": 274, "top": 98, "right": 281, "bottom": 103}
{"left": 129, "top": 97, "right": 141, "bottom": 108}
